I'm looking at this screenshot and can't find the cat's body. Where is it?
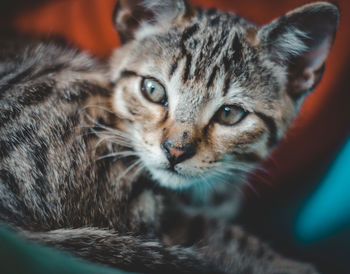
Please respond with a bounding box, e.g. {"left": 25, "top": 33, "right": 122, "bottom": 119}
{"left": 0, "top": 1, "right": 339, "bottom": 273}
{"left": 0, "top": 41, "right": 199, "bottom": 272}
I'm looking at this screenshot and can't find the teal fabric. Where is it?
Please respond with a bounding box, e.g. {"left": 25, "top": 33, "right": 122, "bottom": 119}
{"left": 0, "top": 226, "right": 133, "bottom": 274}
{"left": 294, "top": 136, "right": 350, "bottom": 242}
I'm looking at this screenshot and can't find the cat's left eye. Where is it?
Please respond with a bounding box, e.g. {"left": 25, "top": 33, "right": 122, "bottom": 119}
{"left": 215, "top": 105, "right": 247, "bottom": 126}
{"left": 141, "top": 78, "right": 167, "bottom": 105}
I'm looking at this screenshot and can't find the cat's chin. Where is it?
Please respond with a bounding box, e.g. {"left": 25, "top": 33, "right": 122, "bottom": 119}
{"left": 149, "top": 168, "right": 204, "bottom": 190}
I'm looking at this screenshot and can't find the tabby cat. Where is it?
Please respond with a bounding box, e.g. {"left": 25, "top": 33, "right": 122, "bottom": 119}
{"left": 0, "top": 0, "right": 339, "bottom": 273}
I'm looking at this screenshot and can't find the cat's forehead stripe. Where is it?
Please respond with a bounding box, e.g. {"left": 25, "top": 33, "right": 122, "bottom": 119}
{"left": 167, "top": 10, "right": 247, "bottom": 95}
{"left": 168, "top": 61, "right": 178, "bottom": 79}
{"left": 183, "top": 53, "right": 192, "bottom": 83}
{"left": 206, "top": 65, "right": 219, "bottom": 89}
{"left": 180, "top": 23, "right": 200, "bottom": 50}
{"left": 177, "top": 21, "right": 244, "bottom": 95}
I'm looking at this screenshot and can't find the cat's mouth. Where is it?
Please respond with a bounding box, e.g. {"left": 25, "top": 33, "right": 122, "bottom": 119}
{"left": 147, "top": 165, "right": 200, "bottom": 189}
{"left": 162, "top": 166, "right": 187, "bottom": 178}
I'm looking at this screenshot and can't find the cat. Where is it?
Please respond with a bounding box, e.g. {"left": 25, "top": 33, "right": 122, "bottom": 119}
{"left": 0, "top": 0, "right": 339, "bottom": 273}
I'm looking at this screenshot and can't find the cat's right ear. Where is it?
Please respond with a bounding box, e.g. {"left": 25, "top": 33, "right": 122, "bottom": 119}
{"left": 113, "top": 0, "right": 193, "bottom": 43}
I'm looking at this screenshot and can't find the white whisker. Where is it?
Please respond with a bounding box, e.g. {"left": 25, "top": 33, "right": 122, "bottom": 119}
{"left": 98, "top": 151, "right": 138, "bottom": 160}
{"left": 117, "top": 159, "right": 142, "bottom": 181}
{"left": 79, "top": 104, "right": 117, "bottom": 116}
{"left": 83, "top": 113, "right": 131, "bottom": 138}
{"left": 95, "top": 135, "right": 133, "bottom": 148}
{"left": 129, "top": 163, "right": 145, "bottom": 183}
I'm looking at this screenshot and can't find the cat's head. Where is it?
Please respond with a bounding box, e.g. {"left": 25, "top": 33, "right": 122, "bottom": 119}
{"left": 109, "top": 0, "right": 339, "bottom": 189}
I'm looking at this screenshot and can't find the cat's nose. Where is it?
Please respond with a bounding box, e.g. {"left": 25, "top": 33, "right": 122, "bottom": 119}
{"left": 161, "top": 139, "right": 196, "bottom": 168}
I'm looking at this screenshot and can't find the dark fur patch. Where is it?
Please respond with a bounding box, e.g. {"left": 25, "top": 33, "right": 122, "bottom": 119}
{"left": 18, "top": 82, "right": 54, "bottom": 106}
{"left": 0, "top": 66, "right": 34, "bottom": 94}
{"left": 180, "top": 24, "right": 200, "bottom": 50}
{"left": 237, "top": 234, "right": 248, "bottom": 252}
{"left": 0, "top": 106, "right": 21, "bottom": 129}
{"left": 183, "top": 53, "right": 192, "bottom": 82}
{"left": 222, "top": 54, "right": 231, "bottom": 73}
{"left": 231, "top": 34, "right": 243, "bottom": 64}
{"left": 222, "top": 76, "right": 231, "bottom": 96}
{"left": 0, "top": 169, "right": 20, "bottom": 195}
{"left": 255, "top": 112, "right": 277, "bottom": 147}
{"left": 186, "top": 215, "right": 206, "bottom": 246}
{"left": 0, "top": 124, "right": 35, "bottom": 160}
{"left": 28, "top": 137, "right": 49, "bottom": 176}
{"left": 210, "top": 16, "right": 220, "bottom": 26}
{"left": 223, "top": 227, "right": 233, "bottom": 242}
{"left": 120, "top": 70, "right": 138, "bottom": 79}
{"left": 207, "top": 65, "right": 219, "bottom": 89}
{"left": 32, "top": 63, "right": 66, "bottom": 79}
{"left": 62, "top": 81, "right": 110, "bottom": 103}
{"left": 169, "top": 61, "right": 178, "bottom": 79}
{"left": 255, "top": 244, "right": 265, "bottom": 259}
{"left": 57, "top": 112, "right": 81, "bottom": 144}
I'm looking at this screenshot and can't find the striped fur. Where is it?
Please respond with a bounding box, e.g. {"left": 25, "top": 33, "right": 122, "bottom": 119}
{"left": 0, "top": 40, "right": 222, "bottom": 273}
{"left": 110, "top": 1, "right": 338, "bottom": 197}
{"left": 0, "top": 1, "right": 339, "bottom": 273}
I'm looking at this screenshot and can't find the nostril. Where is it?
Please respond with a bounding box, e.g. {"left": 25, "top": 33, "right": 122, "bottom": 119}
{"left": 161, "top": 139, "right": 171, "bottom": 153}
{"left": 183, "top": 143, "right": 195, "bottom": 159}
{"left": 161, "top": 139, "right": 172, "bottom": 160}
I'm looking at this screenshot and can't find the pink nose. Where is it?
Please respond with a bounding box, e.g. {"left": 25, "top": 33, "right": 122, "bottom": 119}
{"left": 161, "top": 139, "right": 196, "bottom": 168}
{"left": 168, "top": 147, "right": 185, "bottom": 159}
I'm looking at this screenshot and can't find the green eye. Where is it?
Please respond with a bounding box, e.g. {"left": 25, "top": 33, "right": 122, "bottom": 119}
{"left": 141, "top": 78, "right": 167, "bottom": 105}
{"left": 216, "top": 105, "right": 247, "bottom": 126}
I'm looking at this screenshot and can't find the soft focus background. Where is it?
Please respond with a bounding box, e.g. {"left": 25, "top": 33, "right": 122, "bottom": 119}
{"left": 0, "top": 0, "right": 349, "bottom": 273}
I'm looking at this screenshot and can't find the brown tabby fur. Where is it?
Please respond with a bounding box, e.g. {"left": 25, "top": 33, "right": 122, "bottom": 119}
{"left": 0, "top": 1, "right": 339, "bottom": 273}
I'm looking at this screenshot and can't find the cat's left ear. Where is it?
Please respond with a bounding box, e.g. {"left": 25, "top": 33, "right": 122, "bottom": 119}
{"left": 258, "top": 2, "right": 339, "bottom": 98}
{"left": 113, "top": 0, "right": 193, "bottom": 43}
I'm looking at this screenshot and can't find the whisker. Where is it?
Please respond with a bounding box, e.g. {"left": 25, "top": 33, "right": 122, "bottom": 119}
{"left": 78, "top": 112, "right": 136, "bottom": 151}
{"left": 98, "top": 151, "right": 138, "bottom": 160}
{"left": 247, "top": 171, "right": 273, "bottom": 186}
{"left": 223, "top": 162, "right": 273, "bottom": 186}
{"left": 79, "top": 104, "right": 117, "bottom": 116}
{"left": 243, "top": 180, "right": 260, "bottom": 197}
{"left": 77, "top": 125, "right": 131, "bottom": 144}
{"left": 95, "top": 135, "right": 133, "bottom": 148}
{"left": 196, "top": 173, "right": 213, "bottom": 195}
{"left": 117, "top": 159, "right": 142, "bottom": 181}
{"left": 218, "top": 167, "right": 261, "bottom": 197}
{"left": 222, "top": 164, "right": 253, "bottom": 174}
{"left": 83, "top": 113, "right": 131, "bottom": 139}
{"left": 129, "top": 163, "right": 145, "bottom": 183}
{"left": 251, "top": 165, "right": 269, "bottom": 174}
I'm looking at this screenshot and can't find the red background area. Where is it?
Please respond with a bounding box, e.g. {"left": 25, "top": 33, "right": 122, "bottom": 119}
{"left": 11, "top": 0, "right": 350, "bottom": 199}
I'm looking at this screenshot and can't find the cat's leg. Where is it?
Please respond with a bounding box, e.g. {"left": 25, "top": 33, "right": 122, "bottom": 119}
{"left": 161, "top": 213, "right": 318, "bottom": 274}
{"left": 20, "top": 227, "right": 221, "bottom": 274}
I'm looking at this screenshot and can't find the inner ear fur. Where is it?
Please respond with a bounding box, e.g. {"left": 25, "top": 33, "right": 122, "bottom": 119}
{"left": 258, "top": 2, "right": 339, "bottom": 98}
{"left": 113, "top": 0, "right": 193, "bottom": 43}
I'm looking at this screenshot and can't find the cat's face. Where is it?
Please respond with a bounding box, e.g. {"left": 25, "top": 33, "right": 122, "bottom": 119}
{"left": 110, "top": 0, "right": 338, "bottom": 189}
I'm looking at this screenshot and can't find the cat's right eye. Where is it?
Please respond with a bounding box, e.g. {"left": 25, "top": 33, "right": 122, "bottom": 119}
{"left": 141, "top": 78, "right": 167, "bottom": 105}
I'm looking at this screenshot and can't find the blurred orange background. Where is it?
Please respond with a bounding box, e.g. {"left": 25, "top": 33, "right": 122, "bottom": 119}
{"left": 10, "top": 0, "right": 350, "bottom": 199}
